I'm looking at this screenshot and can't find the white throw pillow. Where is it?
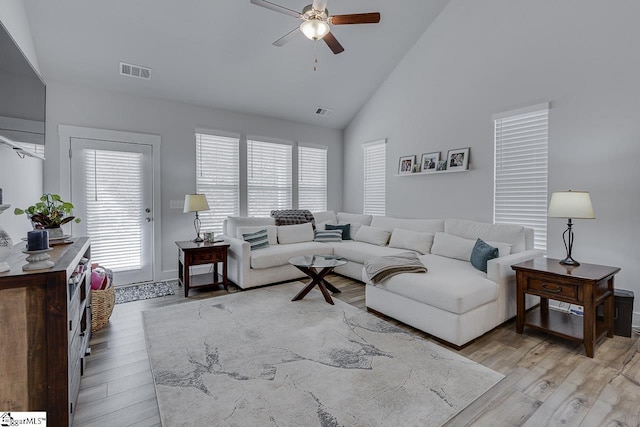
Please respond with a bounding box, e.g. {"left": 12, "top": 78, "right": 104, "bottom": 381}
{"left": 277, "top": 222, "right": 314, "bottom": 244}
{"left": 431, "top": 232, "right": 476, "bottom": 261}
{"left": 336, "top": 212, "right": 373, "bottom": 226}
{"left": 486, "top": 241, "right": 512, "bottom": 257}
{"left": 236, "top": 225, "right": 278, "bottom": 245}
{"left": 226, "top": 216, "right": 275, "bottom": 236}
{"left": 388, "top": 228, "right": 435, "bottom": 255}
{"left": 354, "top": 225, "right": 391, "bottom": 247}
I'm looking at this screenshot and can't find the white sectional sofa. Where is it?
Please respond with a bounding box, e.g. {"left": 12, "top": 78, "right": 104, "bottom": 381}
{"left": 222, "top": 212, "right": 543, "bottom": 347}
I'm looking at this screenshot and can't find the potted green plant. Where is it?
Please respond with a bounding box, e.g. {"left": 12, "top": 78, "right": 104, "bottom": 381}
{"left": 14, "top": 194, "right": 81, "bottom": 238}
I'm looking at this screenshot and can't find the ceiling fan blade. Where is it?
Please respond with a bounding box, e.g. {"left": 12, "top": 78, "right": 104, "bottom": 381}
{"left": 249, "top": 0, "right": 301, "bottom": 18}
{"left": 312, "top": 0, "right": 328, "bottom": 13}
{"left": 273, "top": 27, "right": 299, "bottom": 47}
{"left": 323, "top": 32, "right": 344, "bottom": 54}
{"left": 330, "top": 12, "right": 381, "bottom": 25}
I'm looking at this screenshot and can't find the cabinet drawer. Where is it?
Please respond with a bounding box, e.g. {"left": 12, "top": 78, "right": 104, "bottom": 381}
{"left": 527, "top": 278, "right": 578, "bottom": 301}
{"left": 191, "top": 250, "right": 224, "bottom": 263}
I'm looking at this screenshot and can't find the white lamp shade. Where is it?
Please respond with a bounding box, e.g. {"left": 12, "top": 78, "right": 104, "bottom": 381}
{"left": 183, "top": 194, "right": 210, "bottom": 213}
{"left": 548, "top": 191, "right": 595, "bottom": 219}
{"left": 300, "top": 19, "right": 330, "bottom": 40}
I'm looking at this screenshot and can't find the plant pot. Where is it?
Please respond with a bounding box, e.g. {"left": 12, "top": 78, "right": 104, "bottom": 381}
{"left": 46, "top": 227, "right": 64, "bottom": 239}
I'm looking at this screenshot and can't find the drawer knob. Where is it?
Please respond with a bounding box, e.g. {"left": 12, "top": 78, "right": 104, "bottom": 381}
{"left": 541, "top": 283, "right": 562, "bottom": 293}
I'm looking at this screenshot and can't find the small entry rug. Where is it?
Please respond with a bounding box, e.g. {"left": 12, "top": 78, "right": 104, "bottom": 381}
{"left": 115, "top": 281, "right": 175, "bottom": 304}
{"left": 142, "top": 282, "right": 504, "bottom": 426}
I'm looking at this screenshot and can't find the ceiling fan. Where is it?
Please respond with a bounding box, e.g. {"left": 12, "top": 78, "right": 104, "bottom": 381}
{"left": 250, "top": 0, "right": 381, "bottom": 54}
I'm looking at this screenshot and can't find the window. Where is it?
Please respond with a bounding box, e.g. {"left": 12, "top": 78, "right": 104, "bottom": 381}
{"left": 84, "top": 149, "right": 143, "bottom": 271}
{"left": 363, "top": 140, "right": 386, "bottom": 215}
{"left": 494, "top": 103, "right": 549, "bottom": 251}
{"left": 298, "top": 145, "right": 327, "bottom": 212}
{"left": 247, "top": 139, "right": 292, "bottom": 217}
{"left": 196, "top": 132, "right": 240, "bottom": 233}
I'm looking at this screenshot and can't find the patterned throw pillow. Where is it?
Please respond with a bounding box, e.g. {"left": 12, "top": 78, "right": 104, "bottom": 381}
{"left": 242, "top": 229, "right": 270, "bottom": 250}
{"left": 314, "top": 230, "right": 343, "bottom": 242}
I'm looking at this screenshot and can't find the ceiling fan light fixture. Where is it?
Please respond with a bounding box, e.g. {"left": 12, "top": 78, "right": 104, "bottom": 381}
{"left": 300, "top": 19, "right": 330, "bottom": 40}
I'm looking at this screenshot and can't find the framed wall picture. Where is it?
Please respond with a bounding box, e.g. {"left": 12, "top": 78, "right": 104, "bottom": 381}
{"left": 446, "top": 147, "right": 470, "bottom": 171}
{"left": 398, "top": 155, "right": 416, "bottom": 175}
{"left": 420, "top": 152, "right": 440, "bottom": 171}
{"left": 436, "top": 160, "right": 447, "bottom": 171}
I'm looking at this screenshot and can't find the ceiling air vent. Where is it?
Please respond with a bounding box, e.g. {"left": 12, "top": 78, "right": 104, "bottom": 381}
{"left": 120, "top": 62, "right": 151, "bottom": 80}
{"left": 314, "top": 106, "right": 333, "bottom": 117}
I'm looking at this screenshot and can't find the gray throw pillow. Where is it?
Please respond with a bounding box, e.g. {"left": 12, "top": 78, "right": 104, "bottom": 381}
{"left": 242, "top": 229, "right": 269, "bottom": 250}
{"left": 470, "top": 238, "right": 499, "bottom": 273}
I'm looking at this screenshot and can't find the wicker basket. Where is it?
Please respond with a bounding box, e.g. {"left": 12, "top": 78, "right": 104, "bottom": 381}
{"left": 91, "top": 287, "right": 115, "bottom": 332}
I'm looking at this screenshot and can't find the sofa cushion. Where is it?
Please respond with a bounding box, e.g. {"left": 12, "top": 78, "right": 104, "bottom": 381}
{"left": 354, "top": 225, "right": 391, "bottom": 246}
{"left": 470, "top": 239, "right": 499, "bottom": 273}
{"left": 236, "top": 225, "right": 278, "bottom": 245}
{"left": 370, "top": 254, "right": 498, "bottom": 315}
{"left": 388, "top": 228, "right": 434, "bottom": 255}
{"left": 430, "top": 232, "right": 475, "bottom": 261}
{"left": 225, "top": 216, "right": 275, "bottom": 236}
{"left": 314, "top": 230, "right": 342, "bottom": 242}
{"left": 312, "top": 210, "right": 337, "bottom": 224}
{"left": 336, "top": 212, "right": 373, "bottom": 226}
{"left": 445, "top": 219, "right": 526, "bottom": 253}
{"left": 250, "top": 242, "right": 333, "bottom": 269}
{"left": 277, "top": 223, "right": 314, "bottom": 244}
{"left": 332, "top": 241, "right": 409, "bottom": 264}
{"left": 242, "top": 229, "right": 270, "bottom": 251}
{"left": 325, "top": 223, "right": 351, "bottom": 240}
{"left": 370, "top": 216, "right": 444, "bottom": 234}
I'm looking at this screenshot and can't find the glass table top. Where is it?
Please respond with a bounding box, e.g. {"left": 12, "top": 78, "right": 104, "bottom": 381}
{"left": 288, "top": 255, "right": 347, "bottom": 268}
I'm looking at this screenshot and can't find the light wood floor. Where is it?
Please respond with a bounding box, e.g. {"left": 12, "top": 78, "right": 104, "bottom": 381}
{"left": 74, "top": 275, "right": 640, "bottom": 426}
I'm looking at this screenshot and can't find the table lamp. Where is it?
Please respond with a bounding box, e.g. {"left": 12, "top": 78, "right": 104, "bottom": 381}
{"left": 184, "top": 194, "right": 209, "bottom": 242}
{"left": 547, "top": 190, "right": 595, "bottom": 266}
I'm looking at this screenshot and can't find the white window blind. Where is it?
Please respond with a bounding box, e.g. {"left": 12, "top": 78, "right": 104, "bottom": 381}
{"left": 247, "top": 139, "right": 292, "bottom": 217}
{"left": 494, "top": 105, "right": 549, "bottom": 251}
{"left": 196, "top": 133, "right": 240, "bottom": 234}
{"left": 363, "top": 140, "right": 386, "bottom": 215}
{"left": 298, "top": 145, "right": 327, "bottom": 212}
{"left": 84, "top": 149, "right": 143, "bottom": 271}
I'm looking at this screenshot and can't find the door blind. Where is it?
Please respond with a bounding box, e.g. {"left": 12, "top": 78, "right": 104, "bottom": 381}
{"left": 84, "top": 149, "right": 143, "bottom": 271}
{"left": 363, "top": 140, "right": 386, "bottom": 215}
{"left": 494, "top": 106, "right": 549, "bottom": 251}
{"left": 196, "top": 133, "right": 240, "bottom": 233}
{"left": 298, "top": 145, "right": 327, "bottom": 212}
{"left": 247, "top": 139, "right": 292, "bottom": 217}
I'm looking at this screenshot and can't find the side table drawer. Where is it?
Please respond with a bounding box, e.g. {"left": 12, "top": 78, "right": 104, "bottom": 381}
{"left": 191, "top": 250, "right": 225, "bottom": 263}
{"left": 527, "top": 278, "right": 578, "bottom": 301}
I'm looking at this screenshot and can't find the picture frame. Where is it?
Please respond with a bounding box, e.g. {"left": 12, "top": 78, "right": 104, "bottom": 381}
{"left": 446, "top": 147, "right": 470, "bottom": 171}
{"left": 398, "top": 155, "right": 416, "bottom": 175}
{"left": 420, "top": 152, "right": 440, "bottom": 171}
{"left": 436, "top": 160, "right": 447, "bottom": 171}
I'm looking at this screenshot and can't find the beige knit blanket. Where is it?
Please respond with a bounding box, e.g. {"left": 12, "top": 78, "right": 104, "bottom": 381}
{"left": 364, "top": 252, "right": 427, "bottom": 284}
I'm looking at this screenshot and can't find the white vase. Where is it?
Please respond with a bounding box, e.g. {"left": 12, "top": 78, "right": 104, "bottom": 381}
{"left": 46, "top": 227, "right": 64, "bottom": 239}
{"left": 0, "top": 204, "right": 13, "bottom": 273}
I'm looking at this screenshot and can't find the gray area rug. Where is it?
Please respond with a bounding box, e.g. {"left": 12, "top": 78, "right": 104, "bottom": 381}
{"left": 142, "top": 282, "right": 503, "bottom": 426}
{"left": 115, "top": 281, "right": 175, "bottom": 304}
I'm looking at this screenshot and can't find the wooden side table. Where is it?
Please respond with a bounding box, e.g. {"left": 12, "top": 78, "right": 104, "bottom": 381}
{"left": 176, "top": 241, "right": 230, "bottom": 297}
{"left": 512, "top": 257, "right": 620, "bottom": 358}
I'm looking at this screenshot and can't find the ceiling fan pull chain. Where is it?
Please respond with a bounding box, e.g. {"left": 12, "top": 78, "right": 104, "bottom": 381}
{"left": 314, "top": 41, "right": 318, "bottom": 72}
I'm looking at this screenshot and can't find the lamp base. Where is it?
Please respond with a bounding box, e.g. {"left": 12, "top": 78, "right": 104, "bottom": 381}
{"left": 192, "top": 236, "right": 204, "bottom": 243}
{"left": 559, "top": 256, "right": 580, "bottom": 266}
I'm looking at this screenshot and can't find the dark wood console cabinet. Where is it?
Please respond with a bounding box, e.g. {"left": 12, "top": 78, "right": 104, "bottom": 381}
{"left": 0, "top": 237, "right": 91, "bottom": 426}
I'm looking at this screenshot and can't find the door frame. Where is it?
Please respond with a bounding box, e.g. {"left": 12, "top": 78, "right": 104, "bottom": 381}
{"left": 59, "top": 124, "right": 162, "bottom": 281}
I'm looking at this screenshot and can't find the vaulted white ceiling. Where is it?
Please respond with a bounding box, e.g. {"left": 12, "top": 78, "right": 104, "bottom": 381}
{"left": 23, "top": 0, "right": 449, "bottom": 129}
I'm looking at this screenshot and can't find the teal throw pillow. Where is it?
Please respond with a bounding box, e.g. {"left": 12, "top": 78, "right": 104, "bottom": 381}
{"left": 242, "top": 229, "right": 269, "bottom": 250}
{"left": 326, "top": 223, "right": 351, "bottom": 240}
{"left": 470, "top": 238, "right": 499, "bottom": 273}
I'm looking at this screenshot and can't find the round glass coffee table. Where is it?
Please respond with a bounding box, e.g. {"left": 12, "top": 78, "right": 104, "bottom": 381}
{"left": 288, "top": 255, "right": 347, "bottom": 305}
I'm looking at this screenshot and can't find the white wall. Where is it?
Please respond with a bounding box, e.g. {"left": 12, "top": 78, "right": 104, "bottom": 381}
{"left": 43, "top": 80, "right": 343, "bottom": 279}
{"left": 343, "top": 0, "right": 640, "bottom": 323}
{"left": 0, "top": 1, "right": 43, "bottom": 242}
